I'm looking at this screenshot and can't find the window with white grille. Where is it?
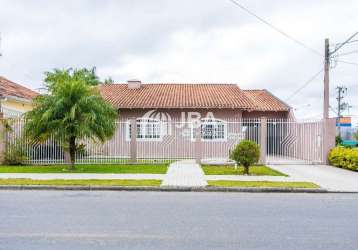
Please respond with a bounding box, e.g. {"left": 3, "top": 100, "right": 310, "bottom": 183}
{"left": 191, "top": 119, "right": 227, "bottom": 141}
{"left": 127, "top": 119, "right": 162, "bottom": 141}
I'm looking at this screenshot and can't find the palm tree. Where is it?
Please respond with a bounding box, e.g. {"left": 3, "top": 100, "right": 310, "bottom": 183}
{"left": 25, "top": 68, "right": 117, "bottom": 169}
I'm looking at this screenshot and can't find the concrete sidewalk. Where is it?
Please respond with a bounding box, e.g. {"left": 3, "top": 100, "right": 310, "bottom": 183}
{"left": 268, "top": 164, "right": 358, "bottom": 192}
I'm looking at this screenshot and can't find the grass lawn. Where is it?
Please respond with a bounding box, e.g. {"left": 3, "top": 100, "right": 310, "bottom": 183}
{"left": 75, "top": 159, "right": 174, "bottom": 164}
{"left": 202, "top": 165, "right": 287, "bottom": 176}
{"left": 0, "top": 164, "right": 168, "bottom": 174}
{"left": 208, "top": 180, "right": 319, "bottom": 189}
{"left": 0, "top": 178, "right": 161, "bottom": 186}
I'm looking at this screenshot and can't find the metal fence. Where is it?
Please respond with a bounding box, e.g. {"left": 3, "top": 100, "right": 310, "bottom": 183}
{"left": 266, "top": 119, "right": 323, "bottom": 164}
{"left": 4, "top": 118, "right": 324, "bottom": 165}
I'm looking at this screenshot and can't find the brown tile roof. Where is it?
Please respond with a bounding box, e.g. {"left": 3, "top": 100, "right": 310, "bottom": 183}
{"left": 99, "top": 83, "right": 290, "bottom": 111}
{"left": 0, "top": 76, "right": 38, "bottom": 100}
{"left": 243, "top": 89, "right": 290, "bottom": 111}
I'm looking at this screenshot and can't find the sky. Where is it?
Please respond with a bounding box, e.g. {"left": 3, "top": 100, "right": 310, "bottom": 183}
{"left": 0, "top": 0, "right": 357, "bottom": 125}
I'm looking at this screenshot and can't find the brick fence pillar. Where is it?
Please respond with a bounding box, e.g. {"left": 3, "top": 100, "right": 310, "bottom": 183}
{"left": 259, "top": 117, "right": 267, "bottom": 164}
{"left": 195, "top": 122, "right": 202, "bottom": 164}
{"left": 323, "top": 118, "right": 336, "bottom": 165}
{"left": 130, "top": 118, "right": 137, "bottom": 163}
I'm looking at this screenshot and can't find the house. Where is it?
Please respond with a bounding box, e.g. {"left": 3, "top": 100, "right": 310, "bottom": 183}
{"left": 0, "top": 76, "right": 38, "bottom": 118}
{"left": 99, "top": 80, "right": 291, "bottom": 144}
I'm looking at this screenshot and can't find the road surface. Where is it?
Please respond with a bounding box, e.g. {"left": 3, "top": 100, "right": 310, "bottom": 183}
{"left": 0, "top": 191, "right": 357, "bottom": 250}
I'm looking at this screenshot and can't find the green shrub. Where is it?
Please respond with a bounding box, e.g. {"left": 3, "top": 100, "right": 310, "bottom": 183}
{"left": 335, "top": 135, "right": 343, "bottom": 146}
{"left": 328, "top": 147, "right": 358, "bottom": 171}
{"left": 4, "top": 142, "right": 28, "bottom": 165}
{"left": 230, "top": 140, "right": 260, "bottom": 175}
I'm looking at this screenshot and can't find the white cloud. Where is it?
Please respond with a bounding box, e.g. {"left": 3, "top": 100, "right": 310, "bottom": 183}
{"left": 0, "top": 0, "right": 357, "bottom": 123}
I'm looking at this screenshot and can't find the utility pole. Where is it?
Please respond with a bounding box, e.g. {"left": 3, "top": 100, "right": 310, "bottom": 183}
{"left": 323, "top": 38, "right": 330, "bottom": 119}
{"left": 336, "top": 86, "right": 348, "bottom": 136}
{"left": 322, "top": 33, "right": 357, "bottom": 164}
{"left": 322, "top": 39, "right": 331, "bottom": 165}
{"left": 323, "top": 32, "right": 358, "bottom": 120}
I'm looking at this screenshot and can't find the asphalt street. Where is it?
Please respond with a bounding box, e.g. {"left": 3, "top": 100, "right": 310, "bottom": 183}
{"left": 0, "top": 191, "right": 357, "bottom": 250}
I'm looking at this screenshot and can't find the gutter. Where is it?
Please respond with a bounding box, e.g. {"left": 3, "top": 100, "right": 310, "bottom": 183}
{"left": 0, "top": 185, "right": 329, "bottom": 193}
{"left": 2, "top": 95, "right": 33, "bottom": 104}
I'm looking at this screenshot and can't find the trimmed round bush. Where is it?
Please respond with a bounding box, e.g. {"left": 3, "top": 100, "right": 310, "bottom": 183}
{"left": 230, "top": 140, "right": 260, "bottom": 175}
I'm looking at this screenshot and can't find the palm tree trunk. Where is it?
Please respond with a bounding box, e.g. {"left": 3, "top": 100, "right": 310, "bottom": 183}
{"left": 69, "top": 136, "right": 76, "bottom": 170}
{"left": 244, "top": 165, "right": 249, "bottom": 175}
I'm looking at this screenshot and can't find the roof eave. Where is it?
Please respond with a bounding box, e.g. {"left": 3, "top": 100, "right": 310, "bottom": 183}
{"left": 1, "top": 95, "right": 33, "bottom": 104}
{"left": 115, "top": 106, "right": 253, "bottom": 110}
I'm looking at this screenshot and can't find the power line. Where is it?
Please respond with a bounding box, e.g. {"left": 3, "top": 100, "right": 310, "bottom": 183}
{"left": 227, "top": 0, "right": 322, "bottom": 56}
{"left": 338, "top": 49, "right": 358, "bottom": 57}
{"left": 329, "top": 105, "right": 338, "bottom": 115}
{"left": 335, "top": 39, "right": 358, "bottom": 46}
{"left": 286, "top": 68, "right": 324, "bottom": 101}
{"left": 337, "top": 60, "right": 358, "bottom": 66}
{"left": 330, "top": 31, "right": 358, "bottom": 55}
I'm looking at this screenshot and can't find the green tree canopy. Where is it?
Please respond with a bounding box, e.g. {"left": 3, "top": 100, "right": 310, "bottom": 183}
{"left": 25, "top": 68, "right": 117, "bottom": 168}
{"left": 44, "top": 67, "right": 100, "bottom": 88}
{"left": 230, "top": 140, "right": 260, "bottom": 175}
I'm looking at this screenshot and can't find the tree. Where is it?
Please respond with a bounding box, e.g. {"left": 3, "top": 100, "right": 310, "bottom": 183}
{"left": 104, "top": 77, "right": 114, "bottom": 84}
{"left": 25, "top": 68, "right": 117, "bottom": 169}
{"left": 45, "top": 67, "right": 99, "bottom": 87}
{"left": 230, "top": 140, "right": 260, "bottom": 175}
{"left": 355, "top": 130, "right": 358, "bottom": 141}
{"left": 336, "top": 135, "right": 343, "bottom": 146}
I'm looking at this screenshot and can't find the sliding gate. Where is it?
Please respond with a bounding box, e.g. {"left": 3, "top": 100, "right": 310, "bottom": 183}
{"left": 266, "top": 119, "right": 323, "bottom": 164}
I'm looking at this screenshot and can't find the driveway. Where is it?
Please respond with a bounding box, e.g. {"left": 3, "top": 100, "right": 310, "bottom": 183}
{"left": 269, "top": 164, "right": 358, "bottom": 192}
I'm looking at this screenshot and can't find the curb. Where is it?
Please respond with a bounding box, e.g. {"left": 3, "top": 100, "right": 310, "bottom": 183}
{"left": 0, "top": 185, "right": 329, "bottom": 193}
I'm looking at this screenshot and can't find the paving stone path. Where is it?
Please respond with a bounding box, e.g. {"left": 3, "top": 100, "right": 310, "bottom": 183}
{"left": 161, "top": 160, "right": 208, "bottom": 187}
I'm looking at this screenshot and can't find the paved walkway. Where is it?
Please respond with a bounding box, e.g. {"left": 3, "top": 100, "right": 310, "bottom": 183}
{"left": 0, "top": 173, "right": 165, "bottom": 180}
{"left": 268, "top": 164, "right": 358, "bottom": 192}
{"left": 206, "top": 164, "right": 358, "bottom": 192}
{"left": 161, "top": 160, "right": 208, "bottom": 187}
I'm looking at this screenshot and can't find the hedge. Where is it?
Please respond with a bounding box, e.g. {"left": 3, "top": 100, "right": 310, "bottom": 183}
{"left": 328, "top": 147, "right": 358, "bottom": 171}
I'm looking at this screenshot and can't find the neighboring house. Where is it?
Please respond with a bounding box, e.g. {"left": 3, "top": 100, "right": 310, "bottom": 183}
{"left": 99, "top": 80, "right": 291, "bottom": 142}
{"left": 0, "top": 76, "right": 38, "bottom": 118}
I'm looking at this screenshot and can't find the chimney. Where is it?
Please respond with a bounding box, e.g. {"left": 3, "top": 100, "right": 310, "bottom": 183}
{"left": 127, "top": 79, "right": 141, "bottom": 89}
